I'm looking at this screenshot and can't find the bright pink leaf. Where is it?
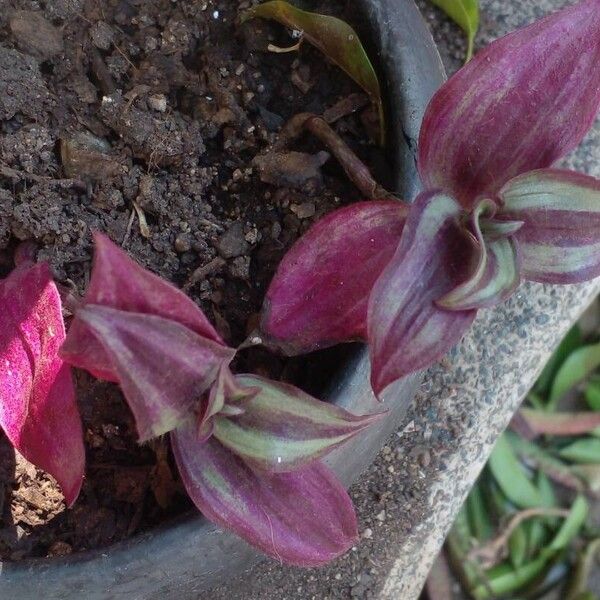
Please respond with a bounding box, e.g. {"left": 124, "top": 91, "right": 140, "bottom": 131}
{"left": 61, "top": 305, "right": 234, "bottom": 441}
{"left": 367, "top": 192, "right": 477, "bottom": 396}
{"left": 261, "top": 201, "right": 407, "bottom": 354}
{"left": 213, "top": 374, "right": 384, "bottom": 472}
{"left": 172, "top": 422, "right": 358, "bottom": 566}
{"left": 418, "top": 0, "right": 600, "bottom": 209}
{"left": 0, "top": 263, "right": 84, "bottom": 506}
{"left": 499, "top": 169, "right": 600, "bottom": 283}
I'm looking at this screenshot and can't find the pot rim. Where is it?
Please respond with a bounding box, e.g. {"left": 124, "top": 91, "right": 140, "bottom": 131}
{"left": 0, "top": 1, "right": 445, "bottom": 597}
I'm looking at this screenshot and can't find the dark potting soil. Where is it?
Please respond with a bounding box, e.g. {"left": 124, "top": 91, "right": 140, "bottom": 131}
{"left": 0, "top": 0, "right": 389, "bottom": 560}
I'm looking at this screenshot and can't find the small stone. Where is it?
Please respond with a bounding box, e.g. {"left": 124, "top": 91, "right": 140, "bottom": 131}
{"left": 47, "top": 541, "right": 72, "bottom": 557}
{"left": 90, "top": 21, "right": 115, "bottom": 51}
{"left": 217, "top": 222, "right": 250, "bottom": 259}
{"left": 290, "top": 201, "right": 316, "bottom": 220}
{"left": 229, "top": 256, "right": 251, "bottom": 280}
{"left": 10, "top": 11, "right": 64, "bottom": 59}
{"left": 362, "top": 527, "right": 373, "bottom": 539}
{"left": 148, "top": 94, "right": 168, "bottom": 113}
{"left": 174, "top": 233, "right": 191, "bottom": 253}
{"left": 376, "top": 510, "right": 386, "bottom": 522}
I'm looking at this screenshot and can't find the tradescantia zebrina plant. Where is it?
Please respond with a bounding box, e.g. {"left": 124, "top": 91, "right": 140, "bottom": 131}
{"left": 260, "top": 0, "right": 600, "bottom": 396}
{"left": 59, "top": 233, "right": 381, "bottom": 566}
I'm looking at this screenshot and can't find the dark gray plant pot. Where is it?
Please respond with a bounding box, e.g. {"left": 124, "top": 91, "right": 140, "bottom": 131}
{"left": 0, "top": 1, "right": 445, "bottom": 598}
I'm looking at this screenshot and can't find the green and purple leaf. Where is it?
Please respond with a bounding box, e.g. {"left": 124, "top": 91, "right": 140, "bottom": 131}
{"left": 213, "top": 374, "right": 383, "bottom": 471}
{"left": 261, "top": 201, "right": 406, "bottom": 355}
{"left": 62, "top": 306, "right": 234, "bottom": 441}
{"left": 499, "top": 170, "right": 600, "bottom": 284}
{"left": 437, "top": 200, "right": 521, "bottom": 310}
{"left": 66, "top": 232, "right": 223, "bottom": 381}
{"left": 241, "top": 1, "right": 384, "bottom": 142}
{"left": 419, "top": 0, "right": 600, "bottom": 209}
{"left": 367, "top": 192, "right": 477, "bottom": 396}
{"left": 172, "top": 423, "right": 358, "bottom": 566}
{"left": 0, "top": 263, "right": 84, "bottom": 506}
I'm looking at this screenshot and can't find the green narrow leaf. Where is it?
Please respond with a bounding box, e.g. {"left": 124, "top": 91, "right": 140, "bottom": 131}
{"left": 537, "top": 471, "right": 557, "bottom": 508}
{"left": 585, "top": 381, "right": 600, "bottom": 411}
{"left": 509, "top": 524, "right": 528, "bottom": 568}
{"left": 544, "top": 495, "right": 588, "bottom": 554}
{"left": 559, "top": 438, "right": 600, "bottom": 464}
{"left": 471, "top": 555, "right": 549, "bottom": 600}
{"left": 241, "top": 1, "right": 385, "bottom": 143}
{"left": 488, "top": 434, "right": 544, "bottom": 509}
{"left": 535, "top": 325, "right": 582, "bottom": 397}
{"left": 549, "top": 342, "right": 600, "bottom": 411}
{"left": 467, "top": 482, "right": 493, "bottom": 540}
{"left": 429, "top": 0, "right": 479, "bottom": 61}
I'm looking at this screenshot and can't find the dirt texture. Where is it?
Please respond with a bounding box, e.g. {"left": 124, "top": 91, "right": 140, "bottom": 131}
{"left": 0, "top": 0, "right": 384, "bottom": 560}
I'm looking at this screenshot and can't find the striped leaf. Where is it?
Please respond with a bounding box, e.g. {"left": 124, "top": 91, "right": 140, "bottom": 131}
{"left": 172, "top": 425, "right": 358, "bottom": 566}
{"left": 61, "top": 306, "right": 234, "bottom": 442}
{"left": 418, "top": 0, "right": 600, "bottom": 209}
{"left": 499, "top": 169, "right": 600, "bottom": 283}
{"left": 213, "top": 374, "right": 382, "bottom": 472}
{"left": 367, "top": 192, "right": 477, "bottom": 396}
{"left": 437, "top": 200, "right": 521, "bottom": 310}
{"left": 0, "top": 263, "right": 84, "bottom": 506}
{"left": 261, "top": 201, "right": 406, "bottom": 355}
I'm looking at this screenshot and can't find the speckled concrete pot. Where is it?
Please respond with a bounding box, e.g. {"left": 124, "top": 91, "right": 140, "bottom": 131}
{"left": 0, "top": 1, "right": 445, "bottom": 598}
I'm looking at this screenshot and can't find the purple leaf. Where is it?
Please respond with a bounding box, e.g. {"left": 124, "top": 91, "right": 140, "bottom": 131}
{"left": 518, "top": 408, "right": 600, "bottom": 438}
{"left": 0, "top": 263, "right": 84, "bottom": 506}
{"left": 418, "top": 0, "right": 600, "bottom": 209}
{"left": 437, "top": 200, "right": 521, "bottom": 310}
{"left": 261, "top": 201, "right": 407, "bottom": 354}
{"left": 213, "top": 374, "right": 383, "bottom": 472}
{"left": 66, "top": 232, "right": 224, "bottom": 381}
{"left": 61, "top": 305, "right": 234, "bottom": 441}
{"left": 367, "top": 192, "right": 477, "bottom": 396}
{"left": 499, "top": 169, "right": 600, "bottom": 283}
{"left": 172, "top": 423, "right": 358, "bottom": 566}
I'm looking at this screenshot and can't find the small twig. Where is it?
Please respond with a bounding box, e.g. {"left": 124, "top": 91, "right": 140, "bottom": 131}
{"left": 304, "top": 116, "right": 400, "bottom": 202}
{"left": 183, "top": 257, "right": 226, "bottom": 291}
{"left": 468, "top": 507, "right": 571, "bottom": 568}
{"left": 0, "top": 165, "right": 86, "bottom": 190}
{"left": 133, "top": 201, "right": 151, "bottom": 238}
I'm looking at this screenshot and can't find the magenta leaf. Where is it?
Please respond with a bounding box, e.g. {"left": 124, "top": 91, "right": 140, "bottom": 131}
{"left": 499, "top": 169, "right": 600, "bottom": 283}
{"left": 418, "top": 0, "right": 600, "bottom": 209}
{"left": 172, "top": 423, "right": 358, "bottom": 566}
{"left": 261, "top": 201, "right": 407, "bottom": 355}
{"left": 437, "top": 200, "right": 521, "bottom": 310}
{"left": 62, "top": 305, "right": 234, "bottom": 441}
{"left": 367, "top": 192, "right": 477, "bottom": 395}
{"left": 0, "top": 263, "right": 84, "bottom": 506}
{"left": 212, "top": 374, "right": 383, "bottom": 472}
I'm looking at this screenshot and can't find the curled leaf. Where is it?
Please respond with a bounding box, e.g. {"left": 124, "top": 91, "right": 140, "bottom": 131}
{"left": 213, "top": 374, "right": 383, "bottom": 472}
{"left": 172, "top": 423, "right": 358, "bottom": 566}
{"left": 499, "top": 170, "right": 600, "bottom": 284}
{"left": 62, "top": 306, "right": 234, "bottom": 441}
{"left": 419, "top": 0, "right": 600, "bottom": 209}
{"left": 0, "top": 263, "right": 84, "bottom": 506}
{"left": 261, "top": 201, "right": 406, "bottom": 355}
{"left": 241, "top": 1, "right": 384, "bottom": 143}
{"left": 437, "top": 200, "right": 520, "bottom": 310}
{"left": 367, "top": 192, "right": 476, "bottom": 395}
{"left": 429, "top": 0, "right": 479, "bottom": 61}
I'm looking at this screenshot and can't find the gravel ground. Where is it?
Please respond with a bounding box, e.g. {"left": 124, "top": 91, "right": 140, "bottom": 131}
{"left": 205, "top": 1, "right": 596, "bottom": 599}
